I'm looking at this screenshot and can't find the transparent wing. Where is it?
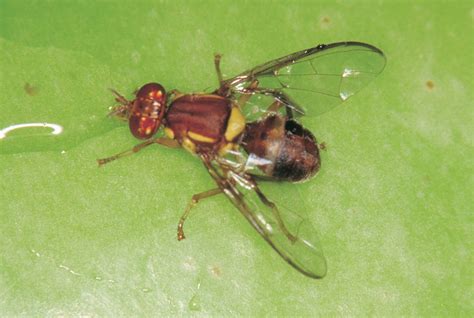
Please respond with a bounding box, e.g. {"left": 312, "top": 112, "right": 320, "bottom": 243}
{"left": 201, "top": 154, "right": 327, "bottom": 279}
{"left": 222, "top": 41, "right": 386, "bottom": 116}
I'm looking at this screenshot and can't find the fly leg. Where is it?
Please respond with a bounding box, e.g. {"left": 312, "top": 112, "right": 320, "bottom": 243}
{"left": 108, "top": 88, "right": 132, "bottom": 119}
{"left": 267, "top": 100, "right": 283, "bottom": 113}
{"left": 177, "top": 188, "right": 222, "bottom": 240}
{"left": 214, "top": 53, "right": 224, "bottom": 86}
{"left": 97, "top": 138, "right": 180, "bottom": 166}
{"left": 268, "top": 96, "right": 295, "bottom": 119}
{"left": 232, "top": 81, "right": 293, "bottom": 119}
{"left": 109, "top": 88, "right": 129, "bottom": 105}
{"left": 264, "top": 99, "right": 297, "bottom": 119}
{"left": 252, "top": 88, "right": 304, "bottom": 119}
{"left": 253, "top": 185, "right": 298, "bottom": 243}
{"left": 235, "top": 80, "right": 259, "bottom": 110}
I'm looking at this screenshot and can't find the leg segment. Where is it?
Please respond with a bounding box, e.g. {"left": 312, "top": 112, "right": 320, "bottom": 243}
{"left": 214, "top": 53, "right": 224, "bottom": 86}
{"left": 177, "top": 188, "right": 222, "bottom": 240}
{"left": 265, "top": 99, "right": 296, "bottom": 119}
{"left": 252, "top": 88, "right": 304, "bottom": 118}
{"left": 235, "top": 80, "right": 259, "bottom": 110}
{"left": 97, "top": 137, "right": 180, "bottom": 166}
{"left": 267, "top": 100, "right": 282, "bottom": 113}
{"left": 108, "top": 88, "right": 132, "bottom": 119}
{"left": 109, "top": 88, "right": 129, "bottom": 105}
{"left": 233, "top": 81, "right": 294, "bottom": 119}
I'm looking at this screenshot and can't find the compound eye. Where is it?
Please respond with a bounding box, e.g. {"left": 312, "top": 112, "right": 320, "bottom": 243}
{"left": 129, "top": 82, "right": 167, "bottom": 139}
{"left": 136, "top": 82, "right": 166, "bottom": 104}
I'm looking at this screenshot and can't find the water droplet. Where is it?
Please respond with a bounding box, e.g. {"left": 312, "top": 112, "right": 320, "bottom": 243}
{"left": 0, "top": 39, "right": 121, "bottom": 155}
{"left": 30, "top": 249, "right": 41, "bottom": 257}
{"left": 339, "top": 91, "right": 351, "bottom": 101}
{"left": 0, "top": 122, "right": 63, "bottom": 139}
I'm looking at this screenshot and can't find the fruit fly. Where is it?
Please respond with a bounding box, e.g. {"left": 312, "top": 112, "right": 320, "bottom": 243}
{"left": 98, "top": 42, "right": 386, "bottom": 279}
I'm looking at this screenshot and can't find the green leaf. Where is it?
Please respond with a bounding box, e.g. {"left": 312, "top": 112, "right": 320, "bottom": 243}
{"left": 1, "top": 0, "right": 472, "bottom": 316}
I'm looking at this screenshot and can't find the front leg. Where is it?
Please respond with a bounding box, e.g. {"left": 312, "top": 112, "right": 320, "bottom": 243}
{"left": 107, "top": 88, "right": 133, "bottom": 119}
{"left": 97, "top": 137, "right": 180, "bottom": 166}
{"left": 214, "top": 53, "right": 224, "bottom": 87}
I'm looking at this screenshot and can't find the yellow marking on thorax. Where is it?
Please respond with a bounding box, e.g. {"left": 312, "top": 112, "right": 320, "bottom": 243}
{"left": 164, "top": 127, "right": 175, "bottom": 139}
{"left": 225, "top": 106, "right": 245, "bottom": 142}
{"left": 188, "top": 131, "right": 217, "bottom": 143}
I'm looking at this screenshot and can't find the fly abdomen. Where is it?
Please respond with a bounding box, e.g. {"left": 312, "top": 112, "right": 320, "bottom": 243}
{"left": 243, "top": 114, "right": 320, "bottom": 182}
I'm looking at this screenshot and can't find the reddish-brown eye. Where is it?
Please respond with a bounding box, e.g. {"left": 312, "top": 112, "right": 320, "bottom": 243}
{"left": 129, "top": 82, "right": 166, "bottom": 139}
